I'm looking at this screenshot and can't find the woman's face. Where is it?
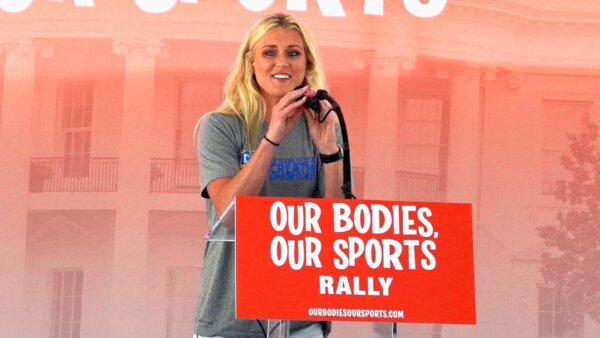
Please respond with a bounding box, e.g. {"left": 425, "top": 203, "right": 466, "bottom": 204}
{"left": 252, "top": 27, "right": 307, "bottom": 104}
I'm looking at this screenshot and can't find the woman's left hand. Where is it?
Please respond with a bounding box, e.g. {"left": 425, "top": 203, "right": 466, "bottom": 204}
{"left": 304, "top": 99, "right": 339, "bottom": 155}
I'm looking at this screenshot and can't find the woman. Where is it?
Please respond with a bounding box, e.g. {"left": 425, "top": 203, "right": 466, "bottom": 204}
{"left": 194, "top": 13, "right": 344, "bottom": 338}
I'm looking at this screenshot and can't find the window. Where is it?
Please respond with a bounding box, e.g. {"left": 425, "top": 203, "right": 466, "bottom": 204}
{"left": 397, "top": 97, "right": 449, "bottom": 202}
{"left": 50, "top": 270, "right": 83, "bottom": 338}
{"left": 538, "top": 285, "right": 582, "bottom": 338}
{"left": 401, "top": 98, "right": 449, "bottom": 176}
{"left": 62, "top": 81, "right": 93, "bottom": 177}
{"left": 176, "top": 81, "right": 222, "bottom": 160}
{"left": 166, "top": 267, "right": 201, "bottom": 338}
{"left": 542, "top": 100, "right": 590, "bottom": 195}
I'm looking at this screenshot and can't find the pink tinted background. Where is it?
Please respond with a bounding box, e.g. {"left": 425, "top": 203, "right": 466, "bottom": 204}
{"left": 1, "top": 1, "right": 600, "bottom": 337}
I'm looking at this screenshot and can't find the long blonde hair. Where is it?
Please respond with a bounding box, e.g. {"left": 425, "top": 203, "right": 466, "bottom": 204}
{"left": 197, "top": 13, "right": 326, "bottom": 150}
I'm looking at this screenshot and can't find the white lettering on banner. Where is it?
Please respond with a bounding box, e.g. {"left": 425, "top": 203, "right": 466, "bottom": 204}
{"left": 0, "top": 0, "right": 32, "bottom": 13}
{"left": 2, "top": 0, "right": 447, "bottom": 17}
{"left": 287, "top": 0, "right": 307, "bottom": 12}
{"left": 287, "top": 0, "right": 345, "bottom": 17}
{"left": 270, "top": 235, "right": 323, "bottom": 270}
{"left": 402, "top": 205, "right": 417, "bottom": 235}
{"left": 333, "top": 239, "right": 350, "bottom": 269}
{"left": 421, "top": 240, "right": 437, "bottom": 270}
{"left": 333, "top": 203, "right": 353, "bottom": 233}
{"left": 268, "top": 200, "right": 440, "bottom": 300}
{"left": 73, "top": 0, "right": 94, "bottom": 7}
{"left": 135, "top": 0, "right": 177, "bottom": 14}
{"left": 290, "top": 0, "right": 447, "bottom": 17}
{"left": 355, "top": 204, "right": 371, "bottom": 233}
{"left": 332, "top": 203, "right": 435, "bottom": 237}
{"left": 403, "top": 239, "right": 419, "bottom": 270}
{"left": 270, "top": 201, "right": 322, "bottom": 235}
{"left": 404, "top": 0, "right": 447, "bottom": 18}
{"left": 417, "top": 207, "right": 434, "bottom": 237}
{"left": 319, "top": 276, "right": 393, "bottom": 296}
{"left": 0, "top": 0, "right": 94, "bottom": 13}
{"left": 364, "top": 0, "right": 383, "bottom": 16}
{"left": 320, "top": 275, "right": 334, "bottom": 294}
{"left": 333, "top": 238, "right": 437, "bottom": 270}
{"left": 365, "top": 239, "right": 382, "bottom": 268}
{"left": 382, "top": 239, "right": 403, "bottom": 269}
{"left": 271, "top": 201, "right": 287, "bottom": 232}
{"left": 239, "top": 0, "right": 274, "bottom": 12}
{"left": 271, "top": 236, "right": 288, "bottom": 267}
{"left": 371, "top": 204, "right": 392, "bottom": 234}
{"left": 305, "top": 202, "right": 322, "bottom": 234}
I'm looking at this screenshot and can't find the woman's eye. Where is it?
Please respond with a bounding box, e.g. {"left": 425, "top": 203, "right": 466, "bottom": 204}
{"left": 264, "top": 50, "right": 276, "bottom": 57}
{"left": 288, "top": 50, "right": 301, "bottom": 57}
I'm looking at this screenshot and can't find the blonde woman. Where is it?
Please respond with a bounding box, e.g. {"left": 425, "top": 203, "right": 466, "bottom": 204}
{"left": 194, "top": 13, "right": 343, "bottom": 338}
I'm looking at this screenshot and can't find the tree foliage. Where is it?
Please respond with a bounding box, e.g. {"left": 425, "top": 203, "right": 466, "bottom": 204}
{"left": 538, "top": 124, "right": 600, "bottom": 333}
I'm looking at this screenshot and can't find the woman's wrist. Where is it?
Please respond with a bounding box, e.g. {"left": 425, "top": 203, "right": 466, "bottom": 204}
{"left": 318, "top": 143, "right": 339, "bottom": 155}
{"left": 263, "top": 134, "right": 280, "bottom": 147}
{"left": 264, "top": 132, "right": 282, "bottom": 146}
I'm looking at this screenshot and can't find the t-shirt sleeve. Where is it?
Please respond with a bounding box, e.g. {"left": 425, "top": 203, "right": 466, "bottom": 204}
{"left": 197, "top": 113, "right": 241, "bottom": 199}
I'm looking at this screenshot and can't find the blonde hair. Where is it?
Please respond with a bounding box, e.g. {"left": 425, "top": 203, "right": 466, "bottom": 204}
{"left": 196, "top": 13, "right": 326, "bottom": 150}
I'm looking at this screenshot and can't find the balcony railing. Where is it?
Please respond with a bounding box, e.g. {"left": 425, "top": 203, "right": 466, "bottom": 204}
{"left": 29, "top": 157, "right": 118, "bottom": 192}
{"left": 396, "top": 171, "right": 446, "bottom": 202}
{"left": 150, "top": 158, "right": 200, "bottom": 193}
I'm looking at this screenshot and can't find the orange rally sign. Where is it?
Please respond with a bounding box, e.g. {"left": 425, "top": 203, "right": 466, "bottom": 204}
{"left": 235, "top": 196, "right": 476, "bottom": 324}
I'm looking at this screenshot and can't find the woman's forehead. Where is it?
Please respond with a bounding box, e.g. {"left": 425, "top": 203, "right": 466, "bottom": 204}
{"left": 257, "top": 27, "right": 305, "bottom": 48}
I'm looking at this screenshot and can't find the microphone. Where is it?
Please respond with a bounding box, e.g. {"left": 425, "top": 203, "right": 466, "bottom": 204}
{"left": 295, "top": 86, "right": 340, "bottom": 123}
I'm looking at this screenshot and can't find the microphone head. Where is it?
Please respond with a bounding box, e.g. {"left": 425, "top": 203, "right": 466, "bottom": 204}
{"left": 306, "top": 89, "right": 331, "bottom": 114}
{"left": 293, "top": 86, "right": 334, "bottom": 115}
{"left": 306, "top": 93, "right": 322, "bottom": 113}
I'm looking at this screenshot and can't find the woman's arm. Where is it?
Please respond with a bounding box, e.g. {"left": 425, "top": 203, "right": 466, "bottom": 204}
{"left": 322, "top": 156, "right": 344, "bottom": 199}
{"left": 205, "top": 87, "right": 308, "bottom": 215}
{"left": 304, "top": 99, "right": 345, "bottom": 199}
{"left": 206, "top": 138, "right": 275, "bottom": 216}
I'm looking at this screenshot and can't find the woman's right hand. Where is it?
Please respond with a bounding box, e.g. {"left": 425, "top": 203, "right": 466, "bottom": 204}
{"left": 265, "top": 86, "right": 308, "bottom": 144}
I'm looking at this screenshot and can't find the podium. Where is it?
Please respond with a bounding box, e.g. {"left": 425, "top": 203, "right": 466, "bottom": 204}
{"left": 207, "top": 200, "right": 295, "bottom": 337}
{"left": 207, "top": 196, "right": 475, "bottom": 337}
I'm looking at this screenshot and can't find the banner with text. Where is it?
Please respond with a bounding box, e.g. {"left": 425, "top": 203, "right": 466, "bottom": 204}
{"left": 235, "top": 196, "right": 475, "bottom": 324}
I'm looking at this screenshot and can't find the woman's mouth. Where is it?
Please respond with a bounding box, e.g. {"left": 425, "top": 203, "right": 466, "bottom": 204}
{"left": 272, "top": 73, "right": 291, "bottom": 81}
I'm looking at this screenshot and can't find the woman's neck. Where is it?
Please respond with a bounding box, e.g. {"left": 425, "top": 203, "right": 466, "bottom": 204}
{"left": 263, "top": 96, "right": 280, "bottom": 122}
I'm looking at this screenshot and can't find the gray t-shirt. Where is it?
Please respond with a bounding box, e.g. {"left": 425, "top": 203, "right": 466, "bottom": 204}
{"left": 194, "top": 112, "right": 340, "bottom": 337}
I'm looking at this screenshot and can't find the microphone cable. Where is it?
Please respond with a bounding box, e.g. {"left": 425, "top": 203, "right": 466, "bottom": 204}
{"left": 305, "top": 89, "right": 356, "bottom": 200}
{"left": 256, "top": 320, "right": 267, "bottom": 338}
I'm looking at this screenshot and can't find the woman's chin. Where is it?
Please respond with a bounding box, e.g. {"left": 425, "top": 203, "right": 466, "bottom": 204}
{"left": 266, "top": 88, "right": 291, "bottom": 99}
{"left": 260, "top": 81, "right": 303, "bottom": 101}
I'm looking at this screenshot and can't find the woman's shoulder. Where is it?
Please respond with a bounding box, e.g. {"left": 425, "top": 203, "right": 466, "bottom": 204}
{"left": 201, "top": 111, "right": 244, "bottom": 132}
{"left": 197, "top": 112, "right": 247, "bottom": 151}
{"left": 203, "top": 111, "right": 242, "bottom": 125}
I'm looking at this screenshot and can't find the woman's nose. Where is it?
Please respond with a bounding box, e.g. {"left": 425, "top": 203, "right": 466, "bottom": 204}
{"left": 274, "top": 53, "right": 290, "bottom": 66}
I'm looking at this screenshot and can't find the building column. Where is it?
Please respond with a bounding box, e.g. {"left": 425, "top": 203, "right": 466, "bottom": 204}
{"left": 446, "top": 67, "right": 482, "bottom": 210}
{"left": 363, "top": 55, "right": 402, "bottom": 200}
{"left": 107, "top": 39, "right": 165, "bottom": 338}
{"left": 442, "top": 67, "right": 482, "bottom": 338}
{"left": 0, "top": 39, "right": 38, "bottom": 337}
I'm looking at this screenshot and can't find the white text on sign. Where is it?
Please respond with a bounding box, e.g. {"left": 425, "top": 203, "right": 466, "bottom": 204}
{"left": 268, "top": 201, "right": 439, "bottom": 296}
